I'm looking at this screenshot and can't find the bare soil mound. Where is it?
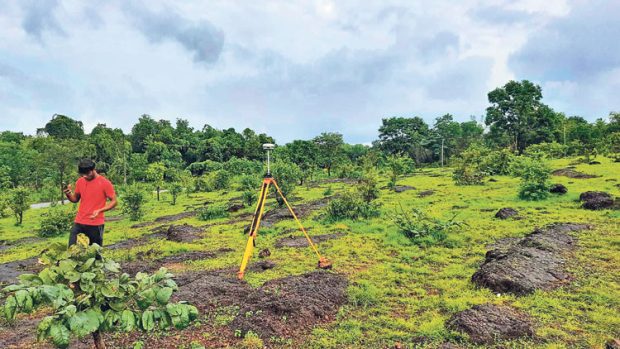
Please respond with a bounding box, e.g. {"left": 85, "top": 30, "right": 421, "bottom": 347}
{"left": 579, "top": 191, "right": 615, "bottom": 210}
{"left": 472, "top": 223, "right": 589, "bottom": 295}
{"left": 447, "top": 304, "right": 533, "bottom": 345}
{"left": 262, "top": 197, "right": 330, "bottom": 225}
{"left": 122, "top": 248, "right": 233, "bottom": 276}
{"left": 418, "top": 190, "right": 435, "bottom": 197}
{"left": 130, "top": 211, "right": 197, "bottom": 228}
{"left": 230, "top": 271, "right": 348, "bottom": 339}
{"left": 164, "top": 223, "right": 205, "bottom": 242}
{"left": 552, "top": 168, "right": 597, "bottom": 179}
{"left": 275, "top": 232, "right": 345, "bottom": 248}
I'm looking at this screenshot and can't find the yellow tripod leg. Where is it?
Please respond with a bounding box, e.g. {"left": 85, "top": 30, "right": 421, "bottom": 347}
{"left": 238, "top": 179, "right": 271, "bottom": 279}
{"left": 272, "top": 180, "right": 331, "bottom": 269}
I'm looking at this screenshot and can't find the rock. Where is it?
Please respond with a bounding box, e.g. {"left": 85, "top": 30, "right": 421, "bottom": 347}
{"left": 275, "top": 233, "right": 345, "bottom": 248}
{"left": 447, "top": 304, "right": 534, "bottom": 345}
{"left": 249, "top": 260, "right": 276, "bottom": 271}
{"left": 394, "top": 185, "right": 415, "bottom": 193}
{"left": 579, "top": 191, "right": 615, "bottom": 210}
{"left": 589, "top": 160, "right": 601, "bottom": 165}
{"left": 418, "top": 190, "right": 435, "bottom": 197}
{"left": 259, "top": 248, "right": 271, "bottom": 258}
{"left": 488, "top": 178, "right": 498, "bottom": 182}
{"left": 227, "top": 202, "right": 245, "bottom": 212}
{"left": 495, "top": 208, "right": 519, "bottom": 219}
{"left": 606, "top": 339, "right": 620, "bottom": 349}
{"left": 549, "top": 184, "right": 568, "bottom": 194}
{"left": 165, "top": 223, "right": 204, "bottom": 243}
{"left": 472, "top": 223, "right": 589, "bottom": 295}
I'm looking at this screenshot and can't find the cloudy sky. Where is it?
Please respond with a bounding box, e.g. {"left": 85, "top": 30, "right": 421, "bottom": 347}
{"left": 0, "top": 0, "right": 617, "bottom": 144}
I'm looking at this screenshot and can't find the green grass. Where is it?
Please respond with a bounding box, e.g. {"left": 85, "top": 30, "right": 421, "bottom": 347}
{"left": 0, "top": 157, "right": 618, "bottom": 348}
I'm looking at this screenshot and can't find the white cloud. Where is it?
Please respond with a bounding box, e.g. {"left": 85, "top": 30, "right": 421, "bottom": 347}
{"left": 0, "top": 0, "right": 615, "bottom": 143}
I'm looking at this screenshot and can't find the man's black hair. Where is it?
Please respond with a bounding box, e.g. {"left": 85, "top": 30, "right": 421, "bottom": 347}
{"left": 78, "top": 159, "right": 96, "bottom": 174}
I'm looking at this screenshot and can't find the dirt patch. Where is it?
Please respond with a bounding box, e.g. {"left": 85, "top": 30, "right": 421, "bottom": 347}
{"left": 394, "top": 185, "right": 415, "bottom": 193}
{"left": 580, "top": 191, "right": 616, "bottom": 210}
{"left": 248, "top": 260, "right": 276, "bottom": 272}
{"left": 418, "top": 190, "right": 435, "bottom": 197}
{"left": 495, "top": 207, "right": 519, "bottom": 220}
{"left": 552, "top": 168, "right": 597, "bottom": 179}
{"left": 227, "top": 202, "right": 245, "bottom": 212}
{"left": 106, "top": 215, "right": 124, "bottom": 222}
{"left": 262, "top": 197, "right": 330, "bottom": 226}
{"left": 549, "top": 183, "right": 568, "bottom": 194}
{"left": 230, "top": 271, "right": 348, "bottom": 339}
{"left": 122, "top": 248, "right": 234, "bottom": 276}
{"left": 472, "top": 223, "right": 589, "bottom": 295}
{"left": 164, "top": 223, "right": 205, "bottom": 243}
{"left": 447, "top": 304, "right": 534, "bottom": 345}
{"left": 275, "top": 232, "right": 345, "bottom": 248}
{"left": 0, "top": 257, "right": 40, "bottom": 286}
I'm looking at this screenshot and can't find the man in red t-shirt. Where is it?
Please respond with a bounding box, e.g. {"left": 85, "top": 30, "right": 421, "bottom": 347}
{"left": 63, "top": 159, "right": 117, "bottom": 247}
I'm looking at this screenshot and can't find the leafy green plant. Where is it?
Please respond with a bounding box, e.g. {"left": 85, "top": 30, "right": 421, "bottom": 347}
{"left": 241, "top": 190, "right": 257, "bottom": 207}
{"left": 325, "top": 192, "right": 380, "bottom": 222}
{"left": 121, "top": 185, "right": 147, "bottom": 221}
{"left": 38, "top": 208, "right": 74, "bottom": 237}
{"left": 392, "top": 205, "right": 464, "bottom": 246}
{"left": 452, "top": 144, "right": 487, "bottom": 185}
{"left": 208, "top": 169, "right": 231, "bottom": 191}
{"left": 8, "top": 186, "right": 30, "bottom": 225}
{"left": 1, "top": 239, "right": 198, "bottom": 349}
{"left": 238, "top": 175, "right": 259, "bottom": 191}
{"left": 0, "top": 194, "right": 10, "bottom": 218}
{"left": 357, "top": 167, "right": 380, "bottom": 203}
{"left": 271, "top": 161, "right": 302, "bottom": 206}
{"left": 197, "top": 204, "right": 228, "bottom": 220}
{"left": 386, "top": 155, "right": 415, "bottom": 189}
{"left": 511, "top": 157, "right": 551, "bottom": 200}
{"left": 168, "top": 182, "right": 183, "bottom": 205}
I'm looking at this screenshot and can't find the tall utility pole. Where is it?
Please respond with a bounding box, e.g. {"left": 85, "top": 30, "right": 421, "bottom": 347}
{"left": 440, "top": 138, "right": 444, "bottom": 167}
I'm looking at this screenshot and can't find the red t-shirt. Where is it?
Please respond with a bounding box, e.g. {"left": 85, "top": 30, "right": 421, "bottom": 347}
{"left": 74, "top": 175, "right": 115, "bottom": 226}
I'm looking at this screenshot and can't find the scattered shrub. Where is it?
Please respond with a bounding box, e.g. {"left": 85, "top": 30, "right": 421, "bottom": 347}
{"left": 121, "top": 185, "right": 147, "bottom": 221}
{"left": 325, "top": 192, "right": 380, "bottom": 222}
{"left": 238, "top": 175, "right": 260, "bottom": 191}
{"left": 386, "top": 155, "right": 415, "bottom": 189}
{"left": 223, "top": 157, "right": 262, "bottom": 175}
{"left": 357, "top": 168, "right": 380, "bottom": 203}
{"left": 452, "top": 145, "right": 487, "bottom": 185}
{"left": 197, "top": 204, "right": 229, "bottom": 220}
{"left": 511, "top": 157, "right": 551, "bottom": 201}
{"left": 480, "top": 148, "right": 515, "bottom": 175}
{"left": 168, "top": 182, "right": 183, "bottom": 205}
{"left": 209, "top": 169, "right": 231, "bottom": 191}
{"left": 524, "top": 142, "right": 567, "bottom": 159}
{"left": 38, "top": 208, "right": 74, "bottom": 237}
{"left": 392, "top": 205, "right": 464, "bottom": 246}
{"left": 8, "top": 186, "right": 30, "bottom": 225}
{"left": 323, "top": 186, "right": 333, "bottom": 196}
{"left": 241, "top": 190, "right": 257, "bottom": 207}
{"left": 271, "top": 161, "right": 302, "bottom": 206}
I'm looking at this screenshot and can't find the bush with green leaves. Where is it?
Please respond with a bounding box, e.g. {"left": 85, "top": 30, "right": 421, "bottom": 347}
{"left": 386, "top": 155, "right": 415, "bottom": 189}
{"left": 237, "top": 175, "right": 259, "bottom": 191}
{"left": 324, "top": 192, "right": 380, "bottom": 222}
{"left": 336, "top": 163, "right": 363, "bottom": 181}
{"left": 524, "top": 142, "right": 567, "bottom": 159}
{"left": 480, "top": 148, "right": 515, "bottom": 175}
{"left": 121, "top": 185, "right": 147, "bottom": 221}
{"left": 1, "top": 240, "right": 198, "bottom": 349}
{"left": 357, "top": 167, "right": 380, "bottom": 203}
{"left": 168, "top": 182, "right": 183, "bottom": 205}
{"left": 206, "top": 169, "right": 231, "bottom": 191}
{"left": 241, "top": 190, "right": 257, "bottom": 207}
{"left": 8, "top": 186, "right": 30, "bottom": 225}
{"left": 511, "top": 157, "right": 551, "bottom": 201}
{"left": 223, "top": 157, "right": 262, "bottom": 175}
{"left": 38, "top": 208, "right": 74, "bottom": 237}
{"left": 452, "top": 145, "right": 487, "bottom": 185}
{"left": 197, "top": 204, "right": 229, "bottom": 220}
{"left": 0, "top": 194, "right": 10, "bottom": 218}
{"left": 392, "top": 205, "right": 464, "bottom": 246}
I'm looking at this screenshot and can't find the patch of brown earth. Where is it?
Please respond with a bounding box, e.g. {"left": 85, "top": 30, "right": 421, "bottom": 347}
{"left": 552, "top": 168, "right": 597, "bottom": 179}
{"left": 262, "top": 197, "right": 330, "bottom": 225}
{"left": 121, "top": 248, "right": 234, "bottom": 276}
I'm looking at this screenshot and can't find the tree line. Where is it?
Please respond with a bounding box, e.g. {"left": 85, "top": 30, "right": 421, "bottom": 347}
{"left": 0, "top": 79, "right": 618, "bottom": 205}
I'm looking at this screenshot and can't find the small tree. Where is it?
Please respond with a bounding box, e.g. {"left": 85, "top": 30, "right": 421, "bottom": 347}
{"left": 168, "top": 183, "right": 182, "bottom": 206}
{"left": 357, "top": 167, "right": 380, "bottom": 203}
{"left": 8, "top": 186, "right": 30, "bottom": 225}
{"left": 121, "top": 185, "right": 146, "bottom": 221}
{"left": 1, "top": 240, "right": 198, "bottom": 349}
{"left": 511, "top": 157, "right": 551, "bottom": 201}
{"left": 145, "top": 162, "right": 166, "bottom": 201}
{"left": 452, "top": 145, "right": 487, "bottom": 185}
{"left": 386, "top": 155, "right": 414, "bottom": 190}
{"left": 392, "top": 204, "right": 464, "bottom": 246}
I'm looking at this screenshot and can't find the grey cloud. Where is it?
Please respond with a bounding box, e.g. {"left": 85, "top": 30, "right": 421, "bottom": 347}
{"left": 21, "top": 0, "right": 65, "bottom": 40}
{"left": 125, "top": 3, "right": 224, "bottom": 64}
{"left": 509, "top": 1, "right": 620, "bottom": 81}
{"left": 425, "top": 56, "right": 493, "bottom": 100}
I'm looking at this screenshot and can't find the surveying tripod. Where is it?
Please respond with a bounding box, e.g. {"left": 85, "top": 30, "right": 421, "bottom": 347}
{"left": 237, "top": 144, "right": 331, "bottom": 280}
